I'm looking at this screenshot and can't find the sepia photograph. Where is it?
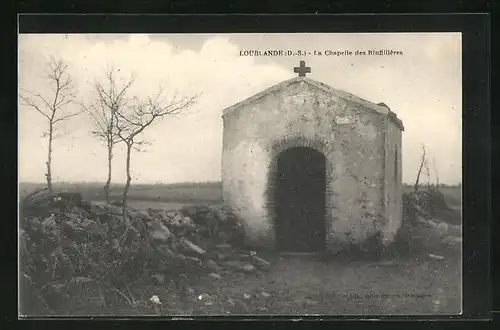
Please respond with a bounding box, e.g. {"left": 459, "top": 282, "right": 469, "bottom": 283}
{"left": 18, "top": 32, "right": 462, "bottom": 317}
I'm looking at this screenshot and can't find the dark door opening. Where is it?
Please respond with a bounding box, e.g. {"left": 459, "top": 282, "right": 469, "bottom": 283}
{"left": 274, "top": 147, "right": 326, "bottom": 252}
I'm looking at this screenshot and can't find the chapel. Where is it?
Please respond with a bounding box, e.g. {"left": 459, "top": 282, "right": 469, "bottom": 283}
{"left": 221, "top": 61, "right": 404, "bottom": 253}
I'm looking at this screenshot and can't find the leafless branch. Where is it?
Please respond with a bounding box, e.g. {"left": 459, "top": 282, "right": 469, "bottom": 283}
{"left": 53, "top": 110, "right": 85, "bottom": 124}
{"left": 114, "top": 86, "right": 200, "bottom": 219}
{"left": 414, "top": 143, "right": 427, "bottom": 193}
{"left": 131, "top": 140, "right": 152, "bottom": 152}
{"left": 81, "top": 67, "right": 137, "bottom": 204}
{"left": 114, "top": 89, "right": 199, "bottom": 143}
{"left": 19, "top": 93, "right": 51, "bottom": 120}
{"left": 424, "top": 155, "right": 431, "bottom": 189}
{"left": 18, "top": 56, "right": 79, "bottom": 193}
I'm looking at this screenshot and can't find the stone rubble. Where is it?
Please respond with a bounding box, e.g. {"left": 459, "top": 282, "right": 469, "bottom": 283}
{"left": 398, "top": 189, "right": 463, "bottom": 257}
{"left": 19, "top": 190, "right": 272, "bottom": 303}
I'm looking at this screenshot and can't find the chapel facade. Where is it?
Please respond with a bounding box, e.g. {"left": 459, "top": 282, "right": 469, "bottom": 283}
{"left": 221, "top": 62, "right": 404, "bottom": 253}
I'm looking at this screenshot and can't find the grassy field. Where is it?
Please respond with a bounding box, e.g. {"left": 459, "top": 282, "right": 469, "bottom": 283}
{"left": 19, "top": 181, "right": 223, "bottom": 204}
{"left": 20, "top": 182, "right": 461, "bottom": 209}
{"left": 403, "top": 185, "right": 462, "bottom": 211}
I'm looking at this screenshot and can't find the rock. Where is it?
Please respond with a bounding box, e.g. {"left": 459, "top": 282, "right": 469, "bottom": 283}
{"left": 151, "top": 273, "right": 165, "bottom": 284}
{"left": 208, "top": 205, "right": 229, "bottom": 222}
{"left": 251, "top": 255, "right": 271, "bottom": 270}
{"left": 80, "top": 218, "right": 98, "bottom": 229}
{"left": 217, "top": 231, "right": 230, "bottom": 242}
{"left": 261, "top": 292, "right": 271, "bottom": 298}
{"left": 65, "top": 213, "right": 81, "bottom": 221}
{"left": 104, "top": 204, "right": 123, "bottom": 215}
{"left": 216, "top": 243, "right": 232, "bottom": 251}
{"left": 236, "top": 253, "right": 254, "bottom": 261}
{"left": 156, "top": 244, "right": 175, "bottom": 258}
{"left": 163, "top": 211, "right": 188, "bottom": 227}
{"left": 166, "top": 211, "right": 182, "bottom": 218}
{"left": 223, "top": 260, "right": 243, "bottom": 269}
{"left": 42, "top": 215, "right": 57, "bottom": 228}
{"left": 208, "top": 272, "right": 222, "bottom": 280}
{"left": 429, "top": 253, "right": 445, "bottom": 260}
{"left": 197, "top": 293, "right": 214, "bottom": 305}
{"left": 428, "top": 220, "right": 438, "bottom": 228}
{"left": 89, "top": 204, "right": 106, "bottom": 216}
{"left": 184, "top": 256, "right": 202, "bottom": 265}
{"left": 243, "top": 293, "right": 251, "bottom": 299}
{"left": 305, "top": 299, "right": 319, "bottom": 305}
{"left": 129, "top": 208, "right": 152, "bottom": 220}
{"left": 149, "top": 294, "right": 162, "bottom": 305}
{"left": 181, "top": 238, "right": 206, "bottom": 255}
{"left": 437, "top": 222, "right": 449, "bottom": 234}
{"left": 182, "top": 206, "right": 199, "bottom": 217}
{"left": 182, "top": 216, "right": 194, "bottom": 226}
{"left": 204, "top": 259, "right": 221, "bottom": 271}
{"left": 173, "top": 213, "right": 184, "bottom": 223}
{"left": 442, "top": 236, "right": 462, "bottom": 246}
{"left": 149, "top": 220, "right": 172, "bottom": 242}
{"left": 164, "top": 215, "right": 196, "bottom": 232}
{"left": 240, "top": 264, "right": 256, "bottom": 273}
{"left": 198, "top": 293, "right": 212, "bottom": 300}
{"left": 54, "top": 192, "right": 84, "bottom": 209}
{"left": 216, "top": 252, "right": 228, "bottom": 261}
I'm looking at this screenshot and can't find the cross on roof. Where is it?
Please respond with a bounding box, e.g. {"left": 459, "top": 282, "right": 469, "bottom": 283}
{"left": 294, "top": 60, "right": 311, "bottom": 77}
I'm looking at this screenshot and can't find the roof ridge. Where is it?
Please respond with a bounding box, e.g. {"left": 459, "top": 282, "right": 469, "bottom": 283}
{"left": 222, "top": 77, "right": 404, "bottom": 131}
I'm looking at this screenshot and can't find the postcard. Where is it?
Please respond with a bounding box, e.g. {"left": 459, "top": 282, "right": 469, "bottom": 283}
{"left": 18, "top": 32, "right": 463, "bottom": 317}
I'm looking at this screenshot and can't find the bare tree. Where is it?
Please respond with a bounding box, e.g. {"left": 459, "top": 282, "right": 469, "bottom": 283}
{"left": 424, "top": 155, "right": 431, "bottom": 189}
{"left": 20, "top": 56, "right": 79, "bottom": 193}
{"left": 432, "top": 156, "right": 440, "bottom": 188}
{"left": 114, "top": 88, "right": 199, "bottom": 219}
{"left": 414, "top": 143, "right": 427, "bottom": 193}
{"left": 81, "top": 68, "right": 136, "bottom": 203}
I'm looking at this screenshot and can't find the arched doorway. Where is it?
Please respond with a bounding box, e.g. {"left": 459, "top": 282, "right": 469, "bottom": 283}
{"left": 274, "top": 147, "right": 327, "bottom": 252}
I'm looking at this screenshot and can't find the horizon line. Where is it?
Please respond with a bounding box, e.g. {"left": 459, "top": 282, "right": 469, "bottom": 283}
{"left": 19, "top": 180, "right": 462, "bottom": 186}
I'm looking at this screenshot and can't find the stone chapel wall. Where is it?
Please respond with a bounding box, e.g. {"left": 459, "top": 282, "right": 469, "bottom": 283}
{"left": 381, "top": 119, "right": 404, "bottom": 244}
{"left": 222, "top": 80, "right": 392, "bottom": 251}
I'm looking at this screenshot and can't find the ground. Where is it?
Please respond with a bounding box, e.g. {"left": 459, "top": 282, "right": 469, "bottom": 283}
{"left": 167, "top": 252, "right": 460, "bottom": 316}
{"left": 57, "top": 245, "right": 460, "bottom": 316}
{"left": 19, "top": 182, "right": 462, "bottom": 316}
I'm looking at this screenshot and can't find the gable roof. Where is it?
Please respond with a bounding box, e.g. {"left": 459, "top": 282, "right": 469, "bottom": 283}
{"left": 222, "top": 76, "right": 404, "bottom": 131}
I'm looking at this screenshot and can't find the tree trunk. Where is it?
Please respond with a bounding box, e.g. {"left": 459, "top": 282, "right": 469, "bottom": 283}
{"left": 122, "top": 142, "right": 132, "bottom": 221}
{"left": 414, "top": 146, "right": 426, "bottom": 193}
{"left": 104, "top": 144, "right": 112, "bottom": 204}
{"left": 414, "top": 163, "right": 423, "bottom": 194}
{"left": 46, "top": 123, "right": 53, "bottom": 193}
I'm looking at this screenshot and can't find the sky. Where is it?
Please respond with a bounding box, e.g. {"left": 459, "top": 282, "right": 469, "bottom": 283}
{"left": 18, "top": 33, "right": 462, "bottom": 185}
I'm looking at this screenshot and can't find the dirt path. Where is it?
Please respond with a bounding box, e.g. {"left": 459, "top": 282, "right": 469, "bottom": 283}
{"left": 62, "top": 249, "right": 461, "bottom": 317}
{"left": 156, "top": 249, "right": 461, "bottom": 316}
